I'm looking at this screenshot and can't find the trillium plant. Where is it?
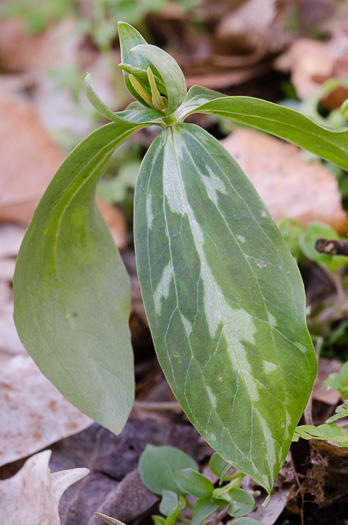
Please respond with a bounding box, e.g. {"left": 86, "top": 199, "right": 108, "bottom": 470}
{"left": 14, "top": 22, "right": 348, "bottom": 500}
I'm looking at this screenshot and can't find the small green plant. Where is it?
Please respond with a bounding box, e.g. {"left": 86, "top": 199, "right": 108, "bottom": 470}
{"left": 14, "top": 22, "right": 348, "bottom": 501}
{"left": 138, "top": 445, "right": 262, "bottom": 525}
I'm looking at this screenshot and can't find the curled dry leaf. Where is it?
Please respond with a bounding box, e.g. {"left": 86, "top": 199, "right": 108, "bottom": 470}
{"left": 0, "top": 354, "right": 92, "bottom": 467}
{"left": 0, "top": 450, "right": 88, "bottom": 524}
{"left": 221, "top": 128, "right": 348, "bottom": 233}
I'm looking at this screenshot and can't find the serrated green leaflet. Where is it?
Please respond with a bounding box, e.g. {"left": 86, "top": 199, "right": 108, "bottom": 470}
{"left": 134, "top": 123, "right": 317, "bottom": 493}
{"left": 178, "top": 86, "right": 348, "bottom": 170}
{"left": 13, "top": 117, "right": 149, "bottom": 434}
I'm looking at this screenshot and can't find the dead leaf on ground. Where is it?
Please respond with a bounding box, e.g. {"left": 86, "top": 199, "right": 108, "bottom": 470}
{"left": 275, "top": 31, "right": 348, "bottom": 105}
{"left": 0, "top": 224, "right": 26, "bottom": 358}
{"left": 221, "top": 128, "right": 348, "bottom": 233}
{"left": 0, "top": 97, "right": 64, "bottom": 225}
{"left": 0, "top": 18, "right": 81, "bottom": 73}
{"left": 312, "top": 358, "right": 342, "bottom": 405}
{"left": 275, "top": 38, "right": 335, "bottom": 99}
{"left": 0, "top": 354, "right": 92, "bottom": 467}
{"left": 248, "top": 486, "right": 291, "bottom": 525}
{"left": 212, "top": 0, "right": 291, "bottom": 65}
{"left": 0, "top": 450, "right": 88, "bottom": 525}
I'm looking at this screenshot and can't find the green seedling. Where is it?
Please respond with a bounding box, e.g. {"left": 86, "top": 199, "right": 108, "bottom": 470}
{"left": 15, "top": 21, "right": 348, "bottom": 499}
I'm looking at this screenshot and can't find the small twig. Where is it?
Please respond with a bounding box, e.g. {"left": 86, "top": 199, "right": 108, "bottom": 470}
{"left": 133, "top": 400, "right": 181, "bottom": 411}
{"left": 315, "top": 238, "right": 348, "bottom": 256}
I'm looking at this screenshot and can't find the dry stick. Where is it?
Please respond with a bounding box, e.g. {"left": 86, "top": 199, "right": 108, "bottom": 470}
{"left": 290, "top": 414, "right": 318, "bottom": 525}
{"left": 315, "top": 238, "right": 348, "bottom": 256}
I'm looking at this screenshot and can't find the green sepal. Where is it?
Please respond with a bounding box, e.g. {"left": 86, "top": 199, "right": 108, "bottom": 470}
{"left": 131, "top": 44, "right": 187, "bottom": 115}
{"left": 118, "top": 21, "right": 153, "bottom": 106}
{"left": 13, "top": 117, "right": 149, "bottom": 434}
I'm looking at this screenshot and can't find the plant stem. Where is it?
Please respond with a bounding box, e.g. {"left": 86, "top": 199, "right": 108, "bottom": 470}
{"left": 315, "top": 238, "right": 348, "bottom": 256}
{"left": 290, "top": 414, "right": 318, "bottom": 525}
{"left": 133, "top": 400, "right": 181, "bottom": 411}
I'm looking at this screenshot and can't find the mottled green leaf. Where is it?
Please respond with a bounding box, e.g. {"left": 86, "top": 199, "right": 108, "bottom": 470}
{"left": 13, "top": 117, "right": 148, "bottom": 434}
{"left": 174, "top": 469, "right": 214, "bottom": 499}
{"left": 139, "top": 445, "right": 198, "bottom": 496}
{"left": 178, "top": 85, "right": 348, "bottom": 170}
{"left": 134, "top": 123, "right": 317, "bottom": 493}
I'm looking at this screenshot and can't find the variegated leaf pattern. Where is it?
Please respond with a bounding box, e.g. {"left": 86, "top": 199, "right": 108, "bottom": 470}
{"left": 134, "top": 123, "right": 317, "bottom": 493}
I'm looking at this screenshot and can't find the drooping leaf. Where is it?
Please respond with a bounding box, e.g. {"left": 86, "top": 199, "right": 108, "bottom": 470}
{"left": 14, "top": 117, "right": 149, "bottom": 434}
{"left": 134, "top": 123, "right": 317, "bottom": 493}
{"left": 177, "top": 85, "right": 348, "bottom": 171}
{"left": 139, "top": 445, "right": 198, "bottom": 496}
{"left": 174, "top": 469, "right": 214, "bottom": 499}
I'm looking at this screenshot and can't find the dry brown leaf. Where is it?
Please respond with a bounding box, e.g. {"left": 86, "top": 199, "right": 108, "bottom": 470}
{"left": 213, "top": 0, "right": 291, "bottom": 62}
{"left": 274, "top": 38, "right": 335, "bottom": 99}
{"left": 312, "top": 358, "right": 342, "bottom": 405}
{"left": 0, "top": 354, "right": 92, "bottom": 467}
{"left": 0, "top": 225, "right": 27, "bottom": 358}
{"left": 0, "top": 18, "right": 81, "bottom": 73}
{"left": 248, "top": 487, "right": 291, "bottom": 525}
{"left": 0, "top": 450, "right": 89, "bottom": 524}
{"left": 0, "top": 97, "right": 65, "bottom": 225}
{"left": 221, "top": 128, "right": 348, "bottom": 233}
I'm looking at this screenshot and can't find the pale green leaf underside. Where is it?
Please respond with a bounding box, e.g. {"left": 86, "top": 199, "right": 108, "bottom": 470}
{"left": 14, "top": 118, "right": 148, "bottom": 434}
{"left": 131, "top": 44, "right": 187, "bottom": 115}
{"left": 118, "top": 21, "right": 152, "bottom": 106}
{"left": 135, "top": 123, "right": 317, "bottom": 493}
{"left": 178, "top": 86, "right": 348, "bottom": 170}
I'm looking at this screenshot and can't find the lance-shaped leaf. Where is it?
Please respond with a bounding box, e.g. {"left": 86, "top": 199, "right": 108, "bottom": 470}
{"left": 118, "top": 21, "right": 153, "bottom": 106}
{"left": 134, "top": 123, "right": 317, "bottom": 493}
{"left": 14, "top": 117, "right": 150, "bottom": 434}
{"left": 177, "top": 86, "right": 348, "bottom": 170}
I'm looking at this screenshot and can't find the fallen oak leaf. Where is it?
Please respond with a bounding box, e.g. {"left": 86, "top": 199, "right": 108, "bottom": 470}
{"left": 0, "top": 450, "right": 89, "bottom": 525}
